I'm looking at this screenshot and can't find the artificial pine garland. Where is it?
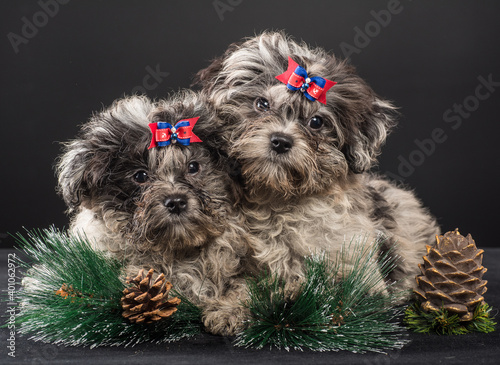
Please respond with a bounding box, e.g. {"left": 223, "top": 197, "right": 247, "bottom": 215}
{"left": 235, "top": 235, "right": 410, "bottom": 352}
{"left": 12, "top": 227, "right": 202, "bottom": 347}
{"left": 404, "top": 302, "right": 495, "bottom": 335}
{"left": 13, "top": 228, "right": 454, "bottom": 351}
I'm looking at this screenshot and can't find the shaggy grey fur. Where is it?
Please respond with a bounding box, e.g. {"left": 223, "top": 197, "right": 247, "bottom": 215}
{"left": 56, "top": 91, "right": 253, "bottom": 335}
{"left": 195, "top": 31, "right": 440, "bottom": 296}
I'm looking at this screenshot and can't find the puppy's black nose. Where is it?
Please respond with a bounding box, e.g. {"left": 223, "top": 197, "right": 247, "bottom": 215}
{"left": 164, "top": 195, "right": 188, "bottom": 215}
{"left": 270, "top": 134, "right": 293, "bottom": 154}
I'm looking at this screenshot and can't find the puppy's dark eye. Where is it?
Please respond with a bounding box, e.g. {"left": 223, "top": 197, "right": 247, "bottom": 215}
{"left": 308, "top": 116, "right": 324, "bottom": 130}
{"left": 133, "top": 171, "right": 149, "bottom": 184}
{"left": 255, "top": 97, "right": 270, "bottom": 112}
{"left": 187, "top": 161, "right": 200, "bottom": 175}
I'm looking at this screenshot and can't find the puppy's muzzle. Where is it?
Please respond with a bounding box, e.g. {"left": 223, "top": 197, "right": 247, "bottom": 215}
{"left": 270, "top": 133, "right": 294, "bottom": 154}
{"left": 164, "top": 194, "right": 188, "bottom": 215}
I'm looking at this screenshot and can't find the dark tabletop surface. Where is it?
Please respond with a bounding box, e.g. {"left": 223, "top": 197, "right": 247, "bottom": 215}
{"left": 1, "top": 248, "right": 499, "bottom": 365}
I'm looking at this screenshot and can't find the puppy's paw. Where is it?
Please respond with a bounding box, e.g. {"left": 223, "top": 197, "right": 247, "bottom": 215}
{"left": 283, "top": 277, "right": 304, "bottom": 301}
{"left": 203, "top": 306, "right": 248, "bottom": 336}
{"left": 367, "top": 280, "right": 390, "bottom": 298}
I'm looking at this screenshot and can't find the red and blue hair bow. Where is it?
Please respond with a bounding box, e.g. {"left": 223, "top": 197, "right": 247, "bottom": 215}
{"left": 275, "top": 56, "right": 337, "bottom": 104}
{"left": 148, "top": 117, "right": 202, "bottom": 149}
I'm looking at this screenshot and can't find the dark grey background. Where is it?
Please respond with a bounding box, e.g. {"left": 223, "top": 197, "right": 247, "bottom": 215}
{"left": 1, "top": 0, "right": 499, "bottom": 248}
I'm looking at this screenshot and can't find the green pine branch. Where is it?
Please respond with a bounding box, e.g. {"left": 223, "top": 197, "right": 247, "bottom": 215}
{"left": 10, "top": 227, "right": 202, "bottom": 347}
{"left": 16, "top": 226, "right": 492, "bottom": 349}
{"left": 404, "top": 302, "right": 496, "bottom": 335}
{"left": 235, "top": 235, "right": 410, "bottom": 353}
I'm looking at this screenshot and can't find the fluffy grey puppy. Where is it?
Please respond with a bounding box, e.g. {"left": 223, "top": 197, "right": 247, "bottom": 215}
{"left": 56, "top": 91, "right": 252, "bottom": 335}
{"left": 195, "top": 31, "right": 439, "bottom": 296}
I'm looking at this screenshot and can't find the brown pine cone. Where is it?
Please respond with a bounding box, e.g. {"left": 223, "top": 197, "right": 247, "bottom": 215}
{"left": 414, "top": 229, "right": 487, "bottom": 321}
{"left": 121, "top": 268, "right": 181, "bottom": 324}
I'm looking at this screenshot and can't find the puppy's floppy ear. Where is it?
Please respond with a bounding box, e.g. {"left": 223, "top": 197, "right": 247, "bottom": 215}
{"left": 56, "top": 96, "right": 153, "bottom": 212}
{"left": 341, "top": 97, "right": 398, "bottom": 173}
{"left": 331, "top": 60, "right": 398, "bottom": 173}
{"left": 56, "top": 135, "right": 94, "bottom": 211}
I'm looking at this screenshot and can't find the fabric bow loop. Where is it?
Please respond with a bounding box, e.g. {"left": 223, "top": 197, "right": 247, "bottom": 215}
{"left": 148, "top": 117, "right": 202, "bottom": 149}
{"left": 275, "top": 56, "right": 337, "bottom": 104}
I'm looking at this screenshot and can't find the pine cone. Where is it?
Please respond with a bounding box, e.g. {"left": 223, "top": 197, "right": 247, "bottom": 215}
{"left": 121, "top": 268, "right": 181, "bottom": 324}
{"left": 414, "top": 229, "right": 487, "bottom": 321}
